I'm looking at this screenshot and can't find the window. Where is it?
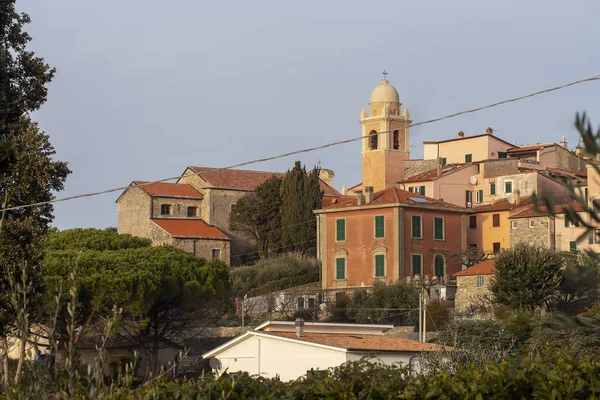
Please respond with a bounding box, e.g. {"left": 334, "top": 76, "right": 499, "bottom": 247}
{"left": 569, "top": 241, "right": 577, "bottom": 253}
{"left": 490, "top": 183, "right": 496, "bottom": 195}
{"left": 308, "top": 297, "right": 315, "bottom": 309}
{"left": 434, "top": 254, "right": 445, "bottom": 278}
{"left": 475, "top": 190, "right": 484, "bottom": 204}
{"left": 465, "top": 190, "right": 473, "bottom": 206}
{"left": 393, "top": 130, "right": 399, "bottom": 150}
{"left": 511, "top": 220, "right": 517, "bottom": 229}
{"left": 418, "top": 186, "right": 426, "bottom": 195}
{"left": 297, "top": 297, "right": 305, "bottom": 310}
{"left": 160, "top": 204, "right": 171, "bottom": 215}
{"left": 409, "top": 187, "right": 414, "bottom": 193}
{"left": 336, "top": 219, "right": 346, "bottom": 241}
{"left": 434, "top": 217, "right": 444, "bottom": 241}
{"left": 212, "top": 249, "right": 221, "bottom": 260}
{"left": 411, "top": 215, "right": 422, "bottom": 238}
{"left": 369, "top": 130, "right": 378, "bottom": 150}
{"left": 476, "top": 276, "right": 484, "bottom": 287}
{"left": 187, "top": 206, "right": 198, "bottom": 217}
{"left": 505, "top": 181, "right": 513, "bottom": 193}
{"left": 585, "top": 187, "right": 589, "bottom": 203}
{"left": 528, "top": 220, "right": 535, "bottom": 228}
{"left": 375, "top": 216, "right": 385, "bottom": 238}
{"left": 465, "top": 154, "right": 472, "bottom": 163}
{"left": 375, "top": 254, "right": 385, "bottom": 278}
{"left": 493, "top": 242, "right": 501, "bottom": 253}
{"left": 412, "top": 254, "right": 422, "bottom": 276}
{"left": 492, "top": 213, "right": 500, "bottom": 227}
{"left": 441, "top": 157, "right": 447, "bottom": 166}
{"left": 498, "top": 151, "right": 507, "bottom": 159}
{"left": 469, "top": 215, "right": 477, "bottom": 229}
{"left": 335, "top": 257, "right": 346, "bottom": 280}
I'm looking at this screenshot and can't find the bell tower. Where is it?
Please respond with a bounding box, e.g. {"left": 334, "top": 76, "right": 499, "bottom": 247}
{"left": 360, "top": 74, "right": 411, "bottom": 193}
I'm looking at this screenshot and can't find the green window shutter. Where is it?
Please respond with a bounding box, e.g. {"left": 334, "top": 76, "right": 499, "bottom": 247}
{"left": 412, "top": 254, "right": 422, "bottom": 276}
{"left": 412, "top": 215, "right": 421, "bottom": 238}
{"left": 585, "top": 188, "right": 589, "bottom": 203}
{"left": 569, "top": 241, "right": 577, "bottom": 252}
{"left": 490, "top": 183, "right": 496, "bottom": 195}
{"left": 336, "top": 258, "right": 346, "bottom": 279}
{"left": 505, "top": 181, "right": 512, "bottom": 193}
{"left": 441, "top": 157, "right": 447, "bottom": 166}
{"left": 477, "top": 190, "right": 483, "bottom": 203}
{"left": 375, "top": 254, "right": 385, "bottom": 277}
{"left": 375, "top": 216, "right": 385, "bottom": 238}
{"left": 434, "top": 217, "right": 444, "bottom": 240}
{"left": 434, "top": 255, "right": 444, "bottom": 278}
{"left": 336, "top": 219, "right": 346, "bottom": 241}
{"left": 465, "top": 154, "right": 472, "bottom": 163}
{"left": 420, "top": 186, "right": 426, "bottom": 195}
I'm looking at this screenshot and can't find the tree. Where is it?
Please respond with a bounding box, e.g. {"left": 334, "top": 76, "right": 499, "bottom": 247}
{"left": 450, "top": 245, "right": 488, "bottom": 269}
{"left": 43, "top": 229, "right": 230, "bottom": 375}
{"left": 280, "top": 161, "right": 323, "bottom": 253}
{"left": 0, "top": 1, "right": 55, "bottom": 170}
{"left": 229, "top": 176, "right": 282, "bottom": 259}
{"left": 490, "top": 243, "right": 563, "bottom": 311}
{"left": 346, "top": 281, "right": 419, "bottom": 325}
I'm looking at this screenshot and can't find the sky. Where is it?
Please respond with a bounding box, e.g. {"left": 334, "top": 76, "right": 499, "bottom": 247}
{"left": 18, "top": 0, "right": 600, "bottom": 229}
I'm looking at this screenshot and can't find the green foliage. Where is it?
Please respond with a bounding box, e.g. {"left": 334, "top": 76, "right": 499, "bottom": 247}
{"left": 43, "top": 228, "right": 230, "bottom": 374}
{"left": 528, "top": 313, "right": 600, "bottom": 357}
{"left": 229, "top": 176, "right": 283, "bottom": 259}
{"left": 425, "top": 302, "right": 452, "bottom": 332}
{"left": 280, "top": 161, "right": 323, "bottom": 253}
{"left": 491, "top": 243, "right": 563, "bottom": 311}
{"left": 44, "top": 227, "right": 151, "bottom": 251}
{"left": 346, "top": 281, "right": 419, "bottom": 325}
{"left": 229, "top": 253, "right": 319, "bottom": 297}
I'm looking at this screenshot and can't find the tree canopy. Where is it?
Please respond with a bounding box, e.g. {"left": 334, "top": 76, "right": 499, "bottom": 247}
{"left": 44, "top": 228, "right": 230, "bottom": 375}
{"left": 490, "top": 243, "right": 563, "bottom": 311}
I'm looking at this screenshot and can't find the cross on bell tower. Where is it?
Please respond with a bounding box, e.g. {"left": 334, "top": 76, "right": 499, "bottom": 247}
{"left": 382, "top": 69, "right": 388, "bottom": 80}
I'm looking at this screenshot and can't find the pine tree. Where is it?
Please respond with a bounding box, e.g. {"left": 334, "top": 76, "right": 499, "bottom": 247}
{"left": 280, "top": 161, "right": 323, "bottom": 253}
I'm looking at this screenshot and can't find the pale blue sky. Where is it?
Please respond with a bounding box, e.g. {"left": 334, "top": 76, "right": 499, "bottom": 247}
{"left": 20, "top": 0, "right": 600, "bottom": 229}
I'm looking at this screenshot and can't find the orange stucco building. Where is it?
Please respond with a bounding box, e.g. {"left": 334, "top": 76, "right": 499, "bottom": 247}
{"left": 315, "top": 188, "right": 468, "bottom": 290}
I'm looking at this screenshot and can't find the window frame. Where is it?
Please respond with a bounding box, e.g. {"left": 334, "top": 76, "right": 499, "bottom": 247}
{"left": 335, "top": 218, "right": 346, "bottom": 242}
{"left": 434, "top": 254, "right": 445, "bottom": 278}
{"left": 493, "top": 242, "right": 501, "bottom": 253}
{"left": 160, "top": 204, "right": 172, "bottom": 216}
{"left": 528, "top": 220, "right": 535, "bottom": 229}
{"left": 505, "top": 181, "right": 513, "bottom": 194}
{"left": 411, "top": 214, "right": 423, "bottom": 239}
{"left": 187, "top": 206, "right": 198, "bottom": 217}
{"left": 434, "top": 217, "right": 445, "bottom": 241}
{"left": 476, "top": 189, "right": 484, "bottom": 204}
{"left": 335, "top": 257, "right": 346, "bottom": 280}
{"left": 374, "top": 215, "right": 385, "bottom": 239}
{"left": 211, "top": 248, "right": 221, "bottom": 260}
{"left": 490, "top": 183, "right": 496, "bottom": 195}
{"left": 475, "top": 276, "right": 484, "bottom": 287}
{"left": 465, "top": 154, "right": 473, "bottom": 163}
{"left": 441, "top": 157, "right": 447, "bottom": 166}
{"left": 374, "top": 254, "right": 385, "bottom": 278}
{"left": 411, "top": 253, "right": 422, "bottom": 277}
{"left": 569, "top": 241, "right": 577, "bottom": 253}
{"left": 511, "top": 220, "right": 517, "bottom": 230}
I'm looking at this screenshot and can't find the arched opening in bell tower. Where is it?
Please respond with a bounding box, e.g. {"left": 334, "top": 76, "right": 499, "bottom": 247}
{"left": 369, "top": 130, "right": 378, "bottom": 150}
{"left": 393, "top": 130, "right": 400, "bottom": 150}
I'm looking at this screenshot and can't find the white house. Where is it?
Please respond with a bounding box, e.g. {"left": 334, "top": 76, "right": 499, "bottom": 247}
{"left": 202, "top": 320, "right": 447, "bottom": 381}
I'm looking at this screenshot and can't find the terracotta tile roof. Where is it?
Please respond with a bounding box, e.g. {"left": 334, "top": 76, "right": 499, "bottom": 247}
{"left": 321, "top": 187, "right": 467, "bottom": 212}
{"left": 188, "top": 166, "right": 342, "bottom": 197}
{"left": 151, "top": 218, "right": 229, "bottom": 240}
{"left": 509, "top": 201, "right": 586, "bottom": 219}
{"left": 507, "top": 144, "right": 549, "bottom": 153}
{"left": 423, "top": 133, "right": 516, "bottom": 149}
{"left": 472, "top": 198, "right": 533, "bottom": 213}
{"left": 545, "top": 167, "right": 587, "bottom": 179}
{"left": 133, "top": 181, "right": 203, "bottom": 199}
{"left": 398, "top": 163, "right": 471, "bottom": 183}
{"left": 267, "top": 332, "right": 449, "bottom": 352}
{"left": 454, "top": 259, "right": 495, "bottom": 277}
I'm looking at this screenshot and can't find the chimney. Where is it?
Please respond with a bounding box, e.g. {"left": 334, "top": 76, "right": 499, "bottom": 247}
{"left": 486, "top": 127, "right": 493, "bottom": 135}
{"left": 437, "top": 157, "right": 442, "bottom": 176}
{"left": 364, "top": 186, "right": 374, "bottom": 204}
{"left": 356, "top": 190, "right": 364, "bottom": 206}
{"left": 514, "top": 189, "right": 521, "bottom": 205}
{"left": 560, "top": 136, "right": 568, "bottom": 149}
{"left": 458, "top": 131, "right": 465, "bottom": 138}
{"left": 295, "top": 318, "right": 305, "bottom": 337}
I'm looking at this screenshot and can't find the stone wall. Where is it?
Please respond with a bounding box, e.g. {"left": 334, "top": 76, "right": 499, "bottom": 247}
{"left": 455, "top": 275, "right": 492, "bottom": 313}
{"left": 404, "top": 159, "right": 438, "bottom": 179}
{"left": 174, "top": 237, "right": 230, "bottom": 262}
{"left": 510, "top": 216, "right": 554, "bottom": 249}
{"left": 151, "top": 196, "right": 204, "bottom": 219}
{"left": 117, "top": 187, "right": 152, "bottom": 238}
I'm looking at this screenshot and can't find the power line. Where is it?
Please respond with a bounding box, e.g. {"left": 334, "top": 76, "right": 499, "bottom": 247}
{"left": 2, "top": 73, "right": 599, "bottom": 214}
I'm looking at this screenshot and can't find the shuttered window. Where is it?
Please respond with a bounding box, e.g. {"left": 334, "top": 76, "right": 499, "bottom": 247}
{"left": 336, "top": 219, "right": 346, "bottom": 241}
{"left": 434, "top": 217, "right": 444, "bottom": 240}
{"left": 434, "top": 255, "right": 445, "bottom": 278}
{"left": 412, "top": 215, "right": 422, "bottom": 238}
{"left": 490, "top": 183, "right": 496, "bottom": 195}
{"left": 569, "top": 241, "right": 577, "bottom": 253}
{"left": 465, "top": 154, "right": 472, "bottom": 163}
{"left": 505, "top": 181, "right": 512, "bottom": 193}
{"left": 335, "top": 258, "right": 346, "bottom": 280}
{"left": 375, "top": 216, "right": 385, "bottom": 238}
{"left": 493, "top": 213, "right": 500, "bottom": 227}
{"left": 412, "top": 254, "right": 422, "bottom": 276}
{"left": 375, "top": 254, "right": 385, "bottom": 277}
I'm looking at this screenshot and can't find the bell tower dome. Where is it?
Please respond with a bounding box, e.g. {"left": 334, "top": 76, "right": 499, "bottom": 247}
{"left": 359, "top": 73, "right": 411, "bottom": 192}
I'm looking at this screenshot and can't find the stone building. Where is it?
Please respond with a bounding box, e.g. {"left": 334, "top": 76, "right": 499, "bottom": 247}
{"left": 117, "top": 181, "right": 230, "bottom": 262}
{"left": 118, "top": 168, "right": 341, "bottom": 265}
{"left": 454, "top": 259, "right": 495, "bottom": 315}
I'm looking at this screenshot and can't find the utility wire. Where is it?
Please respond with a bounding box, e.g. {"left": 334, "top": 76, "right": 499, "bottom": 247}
{"left": 2, "top": 73, "right": 599, "bottom": 214}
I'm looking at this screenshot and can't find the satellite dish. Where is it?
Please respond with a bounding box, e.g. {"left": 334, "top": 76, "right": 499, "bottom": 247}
{"left": 209, "top": 358, "right": 222, "bottom": 370}
{"left": 507, "top": 194, "right": 516, "bottom": 204}
{"left": 469, "top": 176, "right": 478, "bottom": 185}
